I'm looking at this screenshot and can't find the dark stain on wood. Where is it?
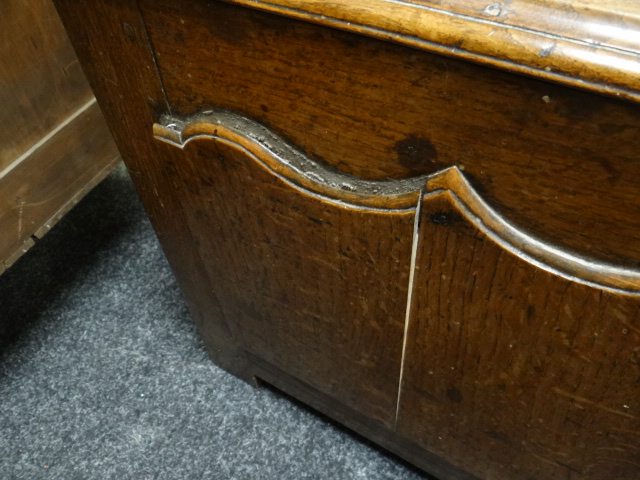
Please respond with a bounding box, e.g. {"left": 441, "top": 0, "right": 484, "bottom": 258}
{"left": 429, "top": 210, "right": 460, "bottom": 226}
{"left": 54, "top": 1, "right": 640, "bottom": 479}
{"left": 393, "top": 135, "right": 441, "bottom": 173}
{"left": 446, "top": 386, "right": 464, "bottom": 403}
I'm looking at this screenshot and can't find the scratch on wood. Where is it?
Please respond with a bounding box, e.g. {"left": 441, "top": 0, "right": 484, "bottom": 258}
{"left": 307, "top": 255, "right": 342, "bottom": 273}
{"left": 12, "top": 189, "right": 70, "bottom": 239}
{"left": 529, "top": 439, "right": 570, "bottom": 457}
{"left": 528, "top": 451, "right": 568, "bottom": 471}
{"left": 552, "top": 387, "right": 637, "bottom": 419}
{"left": 17, "top": 201, "right": 25, "bottom": 240}
{"left": 62, "top": 59, "right": 79, "bottom": 76}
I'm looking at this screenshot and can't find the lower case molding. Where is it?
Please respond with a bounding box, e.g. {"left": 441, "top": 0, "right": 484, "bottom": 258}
{"left": 0, "top": 100, "right": 121, "bottom": 273}
{"left": 246, "top": 352, "right": 481, "bottom": 480}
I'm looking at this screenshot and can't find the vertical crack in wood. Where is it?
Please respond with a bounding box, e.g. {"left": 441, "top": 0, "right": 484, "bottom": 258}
{"left": 394, "top": 187, "right": 424, "bottom": 429}
{"left": 136, "top": 0, "right": 173, "bottom": 117}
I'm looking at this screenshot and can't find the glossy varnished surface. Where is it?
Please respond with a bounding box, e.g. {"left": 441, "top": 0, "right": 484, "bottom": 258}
{"left": 53, "top": 0, "right": 640, "bottom": 478}
{"left": 398, "top": 193, "right": 640, "bottom": 479}
{"left": 406, "top": 0, "right": 640, "bottom": 57}
{"left": 217, "top": 0, "right": 640, "bottom": 101}
{"left": 155, "top": 134, "right": 414, "bottom": 425}
{"left": 142, "top": 0, "right": 640, "bottom": 271}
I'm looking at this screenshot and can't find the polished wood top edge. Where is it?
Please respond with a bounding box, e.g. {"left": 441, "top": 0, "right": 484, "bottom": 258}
{"left": 220, "top": 0, "right": 640, "bottom": 102}
{"left": 426, "top": 167, "right": 640, "bottom": 296}
{"left": 153, "top": 110, "right": 425, "bottom": 211}
{"left": 404, "top": 0, "right": 640, "bottom": 56}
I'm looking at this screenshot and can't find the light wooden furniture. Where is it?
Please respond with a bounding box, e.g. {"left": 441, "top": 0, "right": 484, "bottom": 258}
{"left": 0, "top": 0, "right": 120, "bottom": 273}
{"left": 54, "top": 1, "right": 640, "bottom": 478}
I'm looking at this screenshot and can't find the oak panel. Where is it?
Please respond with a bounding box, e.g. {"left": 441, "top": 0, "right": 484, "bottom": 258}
{"left": 250, "top": 353, "right": 480, "bottom": 480}
{"left": 53, "top": 0, "right": 640, "bottom": 478}
{"left": 397, "top": 193, "right": 640, "bottom": 480}
{"left": 216, "top": 0, "right": 640, "bottom": 102}
{"left": 156, "top": 135, "right": 415, "bottom": 426}
{"left": 53, "top": 0, "right": 251, "bottom": 377}
{"left": 140, "top": 0, "right": 640, "bottom": 272}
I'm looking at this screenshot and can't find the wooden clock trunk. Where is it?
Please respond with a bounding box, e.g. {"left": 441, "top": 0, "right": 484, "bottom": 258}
{"left": 53, "top": 1, "right": 640, "bottom": 478}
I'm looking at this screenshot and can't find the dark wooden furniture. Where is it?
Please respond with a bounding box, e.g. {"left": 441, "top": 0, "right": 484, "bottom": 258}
{"left": 53, "top": 1, "right": 640, "bottom": 478}
{"left": 0, "top": 0, "right": 120, "bottom": 272}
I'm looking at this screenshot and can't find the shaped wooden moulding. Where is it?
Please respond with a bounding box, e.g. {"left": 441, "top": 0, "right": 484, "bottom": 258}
{"left": 153, "top": 109, "right": 640, "bottom": 479}
{"left": 154, "top": 109, "right": 640, "bottom": 297}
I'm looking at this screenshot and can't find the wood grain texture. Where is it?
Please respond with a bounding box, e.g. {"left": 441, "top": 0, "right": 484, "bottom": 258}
{"left": 216, "top": 0, "right": 640, "bottom": 102}
{"left": 0, "top": 0, "right": 121, "bottom": 269}
{"left": 53, "top": 0, "right": 640, "bottom": 478}
{"left": 423, "top": 167, "right": 640, "bottom": 295}
{"left": 404, "top": 0, "right": 640, "bottom": 57}
{"left": 154, "top": 110, "right": 426, "bottom": 210}
{"left": 155, "top": 113, "right": 640, "bottom": 295}
{"left": 140, "top": 0, "right": 640, "bottom": 275}
{"left": 0, "top": 0, "right": 93, "bottom": 171}
{"left": 397, "top": 192, "right": 640, "bottom": 480}
{"left": 250, "top": 353, "right": 481, "bottom": 480}
{"left": 52, "top": 0, "right": 253, "bottom": 379}
{"left": 154, "top": 129, "right": 415, "bottom": 426}
{"left": 0, "top": 102, "right": 120, "bottom": 269}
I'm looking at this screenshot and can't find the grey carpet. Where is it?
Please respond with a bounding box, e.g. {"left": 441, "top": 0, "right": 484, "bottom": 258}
{"left": 0, "top": 165, "right": 434, "bottom": 480}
